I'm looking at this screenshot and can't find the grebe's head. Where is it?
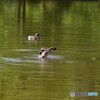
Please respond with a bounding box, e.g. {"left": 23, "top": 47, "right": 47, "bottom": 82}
{"left": 39, "top": 48, "right": 46, "bottom": 54}
{"left": 35, "top": 33, "right": 40, "bottom": 36}
{"left": 50, "top": 47, "right": 57, "bottom": 51}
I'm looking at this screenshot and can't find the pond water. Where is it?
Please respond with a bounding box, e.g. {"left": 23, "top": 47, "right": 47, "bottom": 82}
{"left": 0, "top": 0, "right": 100, "bottom": 100}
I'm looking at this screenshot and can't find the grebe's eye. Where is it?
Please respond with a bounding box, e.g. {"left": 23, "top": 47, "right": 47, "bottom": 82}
{"left": 41, "top": 50, "right": 45, "bottom": 51}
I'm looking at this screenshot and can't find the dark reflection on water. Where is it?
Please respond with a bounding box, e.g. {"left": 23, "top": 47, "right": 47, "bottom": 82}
{"left": 0, "top": 0, "right": 100, "bottom": 100}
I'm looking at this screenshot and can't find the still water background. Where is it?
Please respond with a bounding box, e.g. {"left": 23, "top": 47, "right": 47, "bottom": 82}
{"left": 0, "top": 0, "right": 100, "bottom": 100}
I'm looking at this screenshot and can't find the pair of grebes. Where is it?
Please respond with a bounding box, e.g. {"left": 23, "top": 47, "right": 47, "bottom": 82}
{"left": 28, "top": 33, "right": 57, "bottom": 58}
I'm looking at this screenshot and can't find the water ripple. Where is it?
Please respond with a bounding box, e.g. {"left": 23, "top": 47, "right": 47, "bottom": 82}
{"left": 1, "top": 54, "right": 63, "bottom": 66}
{"left": 13, "top": 49, "right": 34, "bottom": 52}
